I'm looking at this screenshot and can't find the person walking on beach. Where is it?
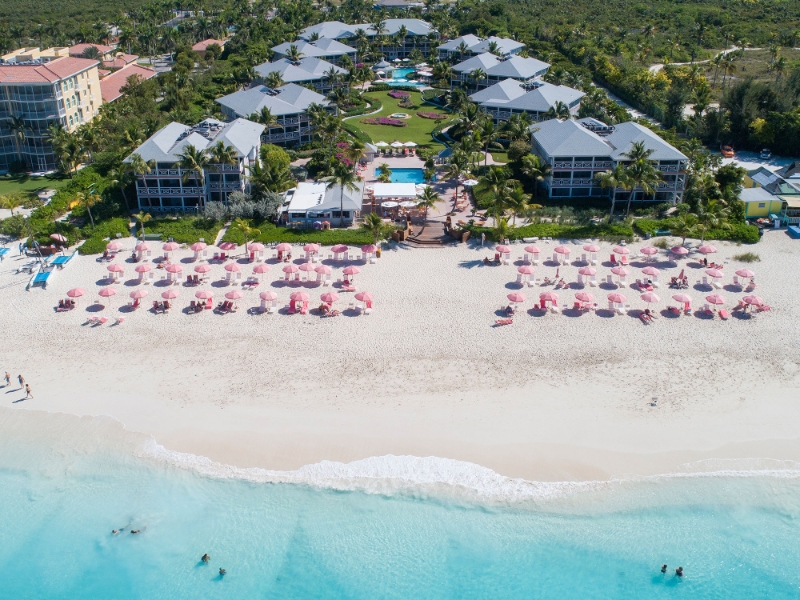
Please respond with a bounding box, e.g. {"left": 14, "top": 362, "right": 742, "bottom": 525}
{"left": 3, "top": 372, "right": 9, "bottom": 387}
{"left": 24, "top": 384, "right": 32, "bottom": 399}
{"left": 18, "top": 374, "right": 24, "bottom": 389}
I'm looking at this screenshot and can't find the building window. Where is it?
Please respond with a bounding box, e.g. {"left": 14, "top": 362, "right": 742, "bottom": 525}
{"left": 758, "top": 203, "right": 766, "bottom": 208}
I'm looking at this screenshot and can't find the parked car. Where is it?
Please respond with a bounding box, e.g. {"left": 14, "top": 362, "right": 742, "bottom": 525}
{"left": 760, "top": 148, "right": 772, "bottom": 159}
{"left": 721, "top": 145, "right": 735, "bottom": 158}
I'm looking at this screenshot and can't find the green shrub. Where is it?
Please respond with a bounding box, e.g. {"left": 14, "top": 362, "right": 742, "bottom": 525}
{"left": 634, "top": 218, "right": 760, "bottom": 244}
{"left": 78, "top": 235, "right": 112, "bottom": 255}
{"left": 465, "top": 222, "right": 635, "bottom": 243}
{"left": 221, "top": 219, "right": 375, "bottom": 245}
{"left": 733, "top": 252, "right": 761, "bottom": 262}
{"left": 77, "top": 218, "right": 131, "bottom": 254}
{"left": 342, "top": 122, "right": 372, "bottom": 143}
{"left": 144, "top": 217, "right": 223, "bottom": 244}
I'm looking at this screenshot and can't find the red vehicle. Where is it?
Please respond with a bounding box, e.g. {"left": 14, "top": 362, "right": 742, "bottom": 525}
{"left": 721, "top": 145, "right": 735, "bottom": 158}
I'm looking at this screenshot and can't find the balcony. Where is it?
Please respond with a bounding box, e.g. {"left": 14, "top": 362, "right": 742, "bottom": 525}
{"left": 553, "top": 162, "right": 573, "bottom": 168}
{"left": 551, "top": 178, "right": 594, "bottom": 186}
{"left": 209, "top": 182, "right": 242, "bottom": 190}
{"left": 137, "top": 187, "right": 204, "bottom": 195}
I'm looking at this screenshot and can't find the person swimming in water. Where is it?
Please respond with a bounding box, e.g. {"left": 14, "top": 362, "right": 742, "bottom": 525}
{"left": 675, "top": 566, "right": 684, "bottom": 577}
{"left": 202, "top": 554, "right": 210, "bottom": 563}
{"left": 219, "top": 568, "right": 226, "bottom": 577}
{"left": 661, "top": 564, "right": 667, "bottom": 573}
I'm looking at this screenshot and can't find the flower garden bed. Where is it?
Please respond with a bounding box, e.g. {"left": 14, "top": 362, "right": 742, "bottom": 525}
{"left": 388, "top": 90, "right": 411, "bottom": 99}
{"left": 417, "top": 111, "right": 447, "bottom": 120}
{"left": 360, "top": 117, "right": 408, "bottom": 127}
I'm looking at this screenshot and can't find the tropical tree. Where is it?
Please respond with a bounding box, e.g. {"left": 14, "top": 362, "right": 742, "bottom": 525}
{"left": 8, "top": 116, "right": 29, "bottom": 156}
{"left": 249, "top": 161, "right": 295, "bottom": 195}
{"left": 263, "top": 71, "right": 285, "bottom": 89}
{"left": 177, "top": 145, "right": 210, "bottom": 189}
{"left": 72, "top": 191, "right": 101, "bottom": 228}
{"left": 360, "top": 212, "right": 391, "bottom": 245}
{"left": 595, "top": 164, "right": 631, "bottom": 220}
{"left": 231, "top": 217, "right": 261, "bottom": 255}
{"left": 623, "top": 143, "right": 662, "bottom": 215}
{"left": 252, "top": 106, "right": 281, "bottom": 132}
{"left": 285, "top": 44, "right": 304, "bottom": 64}
{"left": 468, "top": 67, "right": 488, "bottom": 88}
{"left": 133, "top": 211, "right": 152, "bottom": 240}
{"left": 519, "top": 154, "right": 551, "bottom": 198}
{"left": 416, "top": 185, "right": 441, "bottom": 220}
{"left": 479, "top": 167, "right": 516, "bottom": 221}
{"left": 503, "top": 113, "right": 533, "bottom": 142}
{"left": 108, "top": 165, "right": 134, "bottom": 211}
{"left": 343, "top": 139, "right": 367, "bottom": 170}
{"left": 546, "top": 101, "right": 571, "bottom": 120}
{"left": 0, "top": 194, "right": 22, "bottom": 217}
{"left": 694, "top": 199, "right": 731, "bottom": 242}
{"left": 670, "top": 213, "right": 698, "bottom": 245}
{"left": 477, "top": 119, "right": 504, "bottom": 168}
{"left": 209, "top": 141, "right": 238, "bottom": 166}
{"left": 321, "top": 164, "right": 361, "bottom": 227}
{"left": 128, "top": 153, "right": 155, "bottom": 197}
{"left": 504, "top": 184, "right": 535, "bottom": 225}
{"left": 444, "top": 160, "right": 467, "bottom": 203}
{"left": 323, "top": 66, "right": 341, "bottom": 89}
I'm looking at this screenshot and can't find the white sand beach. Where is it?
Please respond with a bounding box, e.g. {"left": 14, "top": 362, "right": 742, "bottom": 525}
{"left": 1, "top": 231, "right": 799, "bottom": 483}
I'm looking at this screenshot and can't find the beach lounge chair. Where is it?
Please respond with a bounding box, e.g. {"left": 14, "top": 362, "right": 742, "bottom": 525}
{"left": 668, "top": 305, "right": 681, "bottom": 315}
{"left": 581, "top": 253, "right": 587, "bottom": 263}
{"left": 131, "top": 298, "right": 140, "bottom": 309}
{"left": 516, "top": 274, "right": 522, "bottom": 284}
{"left": 712, "top": 280, "right": 722, "bottom": 290}
{"left": 701, "top": 276, "right": 709, "bottom": 287}
{"left": 625, "top": 303, "right": 632, "bottom": 313}
{"left": 619, "top": 278, "right": 627, "bottom": 288}
{"left": 620, "top": 255, "right": 629, "bottom": 265}
{"left": 610, "top": 255, "right": 617, "bottom": 265}
{"left": 549, "top": 304, "right": 560, "bottom": 314}
{"left": 606, "top": 275, "right": 613, "bottom": 285}
{"left": 589, "top": 276, "right": 597, "bottom": 287}
{"left": 616, "top": 305, "right": 626, "bottom": 315}
{"left": 99, "top": 317, "right": 108, "bottom": 325}
{"left": 732, "top": 276, "right": 740, "bottom": 287}
{"left": 205, "top": 298, "right": 213, "bottom": 310}
{"left": 719, "top": 309, "right": 730, "bottom": 320}
{"left": 608, "top": 301, "right": 616, "bottom": 313}
{"left": 495, "top": 318, "right": 513, "bottom": 326}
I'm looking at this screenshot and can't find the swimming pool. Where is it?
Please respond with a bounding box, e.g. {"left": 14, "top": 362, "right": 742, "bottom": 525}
{"left": 383, "top": 67, "right": 427, "bottom": 88}
{"left": 376, "top": 167, "right": 426, "bottom": 184}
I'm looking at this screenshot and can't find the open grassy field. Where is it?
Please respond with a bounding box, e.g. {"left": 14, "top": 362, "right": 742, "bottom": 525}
{"left": 0, "top": 174, "right": 70, "bottom": 202}
{"left": 702, "top": 48, "right": 800, "bottom": 97}
{"left": 346, "top": 90, "right": 449, "bottom": 152}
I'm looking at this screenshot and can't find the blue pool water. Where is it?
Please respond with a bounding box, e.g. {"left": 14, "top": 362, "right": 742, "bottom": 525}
{"left": 3, "top": 409, "right": 800, "bottom": 599}
{"left": 383, "top": 67, "right": 427, "bottom": 87}
{"left": 376, "top": 167, "right": 426, "bottom": 183}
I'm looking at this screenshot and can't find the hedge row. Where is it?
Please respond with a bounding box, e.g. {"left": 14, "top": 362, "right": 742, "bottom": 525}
{"left": 78, "top": 218, "right": 132, "bottom": 255}
{"left": 634, "top": 218, "right": 760, "bottom": 244}
{"left": 222, "top": 220, "right": 374, "bottom": 245}
{"left": 143, "top": 217, "right": 224, "bottom": 244}
{"left": 465, "top": 222, "right": 635, "bottom": 243}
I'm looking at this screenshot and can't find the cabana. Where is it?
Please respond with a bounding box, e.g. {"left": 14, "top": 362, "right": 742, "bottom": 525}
{"left": 135, "top": 242, "right": 151, "bottom": 261}
{"left": 260, "top": 290, "right": 278, "bottom": 314}
{"left": 577, "top": 266, "right": 596, "bottom": 287}
{"left": 315, "top": 264, "right": 332, "bottom": 285}
{"left": 582, "top": 244, "right": 600, "bottom": 266}
{"left": 224, "top": 262, "right": 242, "bottom": 283}
{"left": 331, "top": 244, "right": 349, "bottom": 261}
{"left": 190, "top": 241, "right": 207, "bottom": 261}
{"left": 283, "top": 264, "right": 300, "bottom": 281}
{"left": 372, "top": 183, "right": 417, "bottom": 217}
{"left": 539, "top": 291, "right": 559, "bottom": 312}
{"left": 361, "top": 244, "right": 378, "bottom": 263}
{"left": 304, "top": 243, "right": 320, "bottom": 262}
{"left": 524, "top": 245, "right": 540, "bottom": 265}
{"left": 289, "top": 291, "right": 309, "bottom": 314}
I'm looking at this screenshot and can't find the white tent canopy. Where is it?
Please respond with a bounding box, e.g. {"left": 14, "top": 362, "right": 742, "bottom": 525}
{"left": 372, "top": 183, "right": 417, "bottom": 198}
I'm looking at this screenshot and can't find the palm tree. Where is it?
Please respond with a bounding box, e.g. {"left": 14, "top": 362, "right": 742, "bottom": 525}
{"left": 503, "top": 113, "right": 533, "bottom": 142}
{"left": 456, "top": 40, "right": 470, "bottom": 60}
{"left": 231, "top": 217, "right": 260, "bottom": 255}
{"left": 360, "top": 212, "right": 389, "bottom": 245}
{"left": 209, "top": 141, "right": 238, "bottom": 166}
{"left": 444, "top": 160, "right": 467, "bottom": 202}
{"left": 321, "top": 164, "right": 361, "bottom": 227}
{"left": 479, "top": 167, "right": 516, "bottom": 221}
{"left": 0, "top": 194, "right": 22, "bottom": 217}
{"left": 177, "top": 145, "right": 210, "bottom": 206}
{"left": 73, "top": 191, "right": 101, "bottom": 229}
{"left": 8, "top": 116, "right": 29, "bottom": 157}
{"left": 624, "top": 157, "right": 662, "bottom": 215}
{"left": 134, "top": 211, "right": 152, "bottom": 240}
{"left": 252, "top": 107, "right": 281, "bottom": 133}
{"left": 263, "top": 71, "right": 285, "bottom": 90}
{"left": 670, "top": 213, "right": 698, "bottom": 245}
{"left": 468, "top": 67, "right": 488, "bottom": 88}
{"left": 416, "top": 185, "right": 441, "bottom": 220}
{"left": 285, "top": 44, "right": 304, "bottom": 64}
{"left": 343, "top": 139, "right": 367, "bottom": 170}
{"left": 595, "top": 164, "right": 631, "bottom": 220}
{"left": 128, "top": 153, "right": 155, "bottom": 198}
{"left": 323, "top": 65, "right": 341, "bottom": 90}
{"left": 546, "top": 101, "right": 571, "bottom": 121}
{"left": 721, "top": 53, "right": 738, "bottom": 88}
{"left": 504, "top": 184, "right": 534, "bottom": 225}
{"left": 694, "top": 199, "right": 731, "bottom": 242}
{"left": 519, "top": 154, "right": 551, "bottom": 198}
{"left": 477, "top": 120, "right": 503, "bottom": 168}
{"left": 108, "top": 165, "right": 133, "bottom": 211}
{"left": 249, "top": 161, "right": 295, "bottom": 195}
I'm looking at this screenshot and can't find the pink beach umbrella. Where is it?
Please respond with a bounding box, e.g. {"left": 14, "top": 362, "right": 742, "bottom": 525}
{"left": 354, "top": 291, "right": 374, "bottom": 303}
{"left": 706, "top": 294, "right": 725, "bottom": 305}
{"left": 219, "top": 242, "right": 237, "bottom": 251}
{"left": 518, "top": 265, "right": 535, "bottom": 275}
{"left": 735, "top": 268, "right": 755, "bottom": 278}
{"left": 640, "top": 292, "right": 660, "bottom": 304}
{"left": 539, "top": 291, "right": 558, "bottom": 303}
{"left": 698, "top": 244, "right": 717, "bottom": 254}
{"left": 99, "top": 287, "right": 117, "bottom": 298}
{"left": 524, "top": 245, "right": 541, "bottom": 254}
{"left": 298, "top": 262, "right": 316, "bottom": 272}
{"left": 162, "top": 242, "right": 179, "bottom": 252}
{"left": 583, "top": 244, "right": 600, "bottom": 253}
{"left": 612, "top": 245, "right": 630, "bottom": 255}
{"left": 282, "top": 264, "right": 299, "bottom": 273}
{"left": 343, "top": 265, "right": 361, "bottom": 275}
{"left": 304, "top": 243, "right": 320, "bottom": 253}
{"left": 190, "top": 242, "right": 207, "bottom": 252}
{"left": 253, "top": 264, "right": 271, "bottom": 274}
{"left": 224, "top": 262, "right": 242, "bottom": 272}
{"left": 361, "top": 244, "right": 377, "bottom": 253}
{"left": 607, "top": 292, "right": 627, "bottom": 304}
{"left": 248, "top": 242, "right": 265, "bottom": 252}
{"left": 554, "top": 245, "right": 571, "bottom": 255}
{"left": 107, "top": 263, "right": 124, "bottom": 273}
{"left": 671, "top": 246, "right": 689, "bottom": 256}
{"left": 135, "top": 242, "right": 150, "bottom": 252}
{"left": 611, "top": 266, "right": 629, "bottom": 276}
{"left": 743, "top": 295, "right": 764, "bottom": 306}
{"left": 67, "top": 287, "right": 85, "bottom": 298}
{"left": 315, "top": 265, "right": 332, "bottom": 275}
{"left": 161, "top": 289, "right": 179, "bottom": 300}
{"left": 496, "top": 245, "right": 511, "bottom": 254}
{"left": 225, "top": 290, "right": 244, "bottom": 300}
{"left": 507, "top": 292, "right": 526, "bottom": 303}
{"left": 672, "top": 293, "right": 692, "bottom": 304}
{"left": 275, "top": 243, "right": 292, "bottom": 255}
{"left": 195, "top": 290, "right": 213, "bottom": 299}
{"left": 705, "top": 268, "right": 724, "bottom": 279}
{"left": 259, "top": 291, "right": 278, "bottom": 301}
{"left": 641, "top": 266, "right": 660, "bottom": 277}
{"left": 575, "top": 291, "right": 594, "bottom": 303}
{"left": 106, "top": 240, "right": 123, "bottom": 251}
{"left": 165, "top": 263, "right": 182, "bottom": 273}
{"left": 640, "top": 246, "right": 658, "bottom": 256}
{"left": 331, "top": 244, "right": 348, "bottom": 253}
{"left": 135, "top": 264, "right": 152, "bottom": 273}
{"left": 289, "top": 291, "right": 309, "bottom": 302}
{"left": 577, "top": 266, "right": 596, "bottom": 276}
{"left": 194, "top": 264, "right": 212, "bottom": 273}
{"left": 320, "top": 291, "right": 339, "bottom": 304}
{"left": 129, "top": 289, "right": 148, "bottom": 299}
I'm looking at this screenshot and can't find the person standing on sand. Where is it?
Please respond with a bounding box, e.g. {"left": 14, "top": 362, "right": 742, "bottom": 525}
{"left": 3, "top": 372, "right": 9, "bottom": 387}
{"left": 24, "top": 384, "right": 32, "bottom": 399}
{"left": 18, "top": 374, "right": 24, "bottom": 389}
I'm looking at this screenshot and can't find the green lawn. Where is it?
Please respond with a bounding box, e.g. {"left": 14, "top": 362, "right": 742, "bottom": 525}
{"left": 346, "top": 90, "right": 449, "bottom": 152}
{"left": 0, "top": 174, "right": 71, "bottom": 202}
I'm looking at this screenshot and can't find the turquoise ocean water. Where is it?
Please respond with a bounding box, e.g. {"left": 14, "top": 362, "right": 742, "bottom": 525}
{"left": 1, "top": 409, "right": 800, "bottom": 599}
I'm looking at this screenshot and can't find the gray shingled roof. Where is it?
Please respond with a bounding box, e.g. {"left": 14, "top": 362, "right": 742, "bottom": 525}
{"left": 452, "top": 52, "right": 500, "bottom": 73}
{"left": 216, "top": 83, "right": 329, "bottom": 118}
{"left": 299, "top": 18, "right": 434, "bottom": 40}
{"left": 486, "top": 55, "right": 549, "bottom": 79}
{"left": 437, "top": 34, "right": 482, "bottom": 52}
{"left": 254, "top": 57, "right": 348, "bottom": 82}
{"left": 498, "top": 83, "right": 584, "bottom": 112}
{"left": 298, "top": 21, "right": 356, "bottom": 41}
{"left": 125, "top": 118, "right": 264, "bottom": 163}
{"left": 272, "top": 39, "right": 356, "bottom": 59}
{"left": 469, "top": 36, "right": 526, "bottom": 56}
{"left": 531, "top": 119, "right": 612, "bottom": 158}
{"left": 469, "top": 78, "right": 526, "bottom": 103}
{"left": 605, "top": 122, "right": 687, "bottom": 161}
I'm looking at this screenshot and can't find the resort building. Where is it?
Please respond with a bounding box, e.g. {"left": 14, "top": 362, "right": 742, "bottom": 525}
{"left": 437, "top": 35, "right": 525, "bottom": 60}
{"left": 216, "top": 83, "right": 334, "bottom": 147}
{"left": 125, "top": 118, "right": 264, "bottom": 212}
{"left": 0, "top": 56, "right": 102, "bottom": 173}
{"left": 280, "top": 181, "right": 364, "bottom": 227}
{"left": 271, "top": 39, "right": 357, "bottom": 66}
{"left": 297, "top": 19, "right": 437, "bottom": 59}
{"left": 469, "top": 79, "right": 584, "bottom": 123}
{"left": 254, "top": 57, "right": 348, "bottom": 94}
{"left": 530, "top": 118, "right": 688, "bottom": 203}
{"left": 740, "top": 187, "right": 785, "bottom": 219}
{"left": 451, "top": 54, "right": 550, "bottom": 90}
{"left": 68, "top": 44, "right": 115, "bottom": 61}
{"left": 98, "top": 64, "right": 157, "bottom": 103}
{"left": 192, "top": 39, "right": 226, "bottom": 54}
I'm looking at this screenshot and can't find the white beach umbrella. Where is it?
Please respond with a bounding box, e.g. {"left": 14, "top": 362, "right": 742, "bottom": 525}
{"left": 375, "top": 141, "right": 389, "bottom": 147}
{"left": 404, "top": 141, "right": 418, "bottom": 147}
{"left": 391, "top": 141, "right": 404, "bottom": 148}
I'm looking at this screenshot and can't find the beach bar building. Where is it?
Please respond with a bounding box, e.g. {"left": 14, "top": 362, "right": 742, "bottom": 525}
{"left": 280, "top": 181, "right": 364, "bottom": 227}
